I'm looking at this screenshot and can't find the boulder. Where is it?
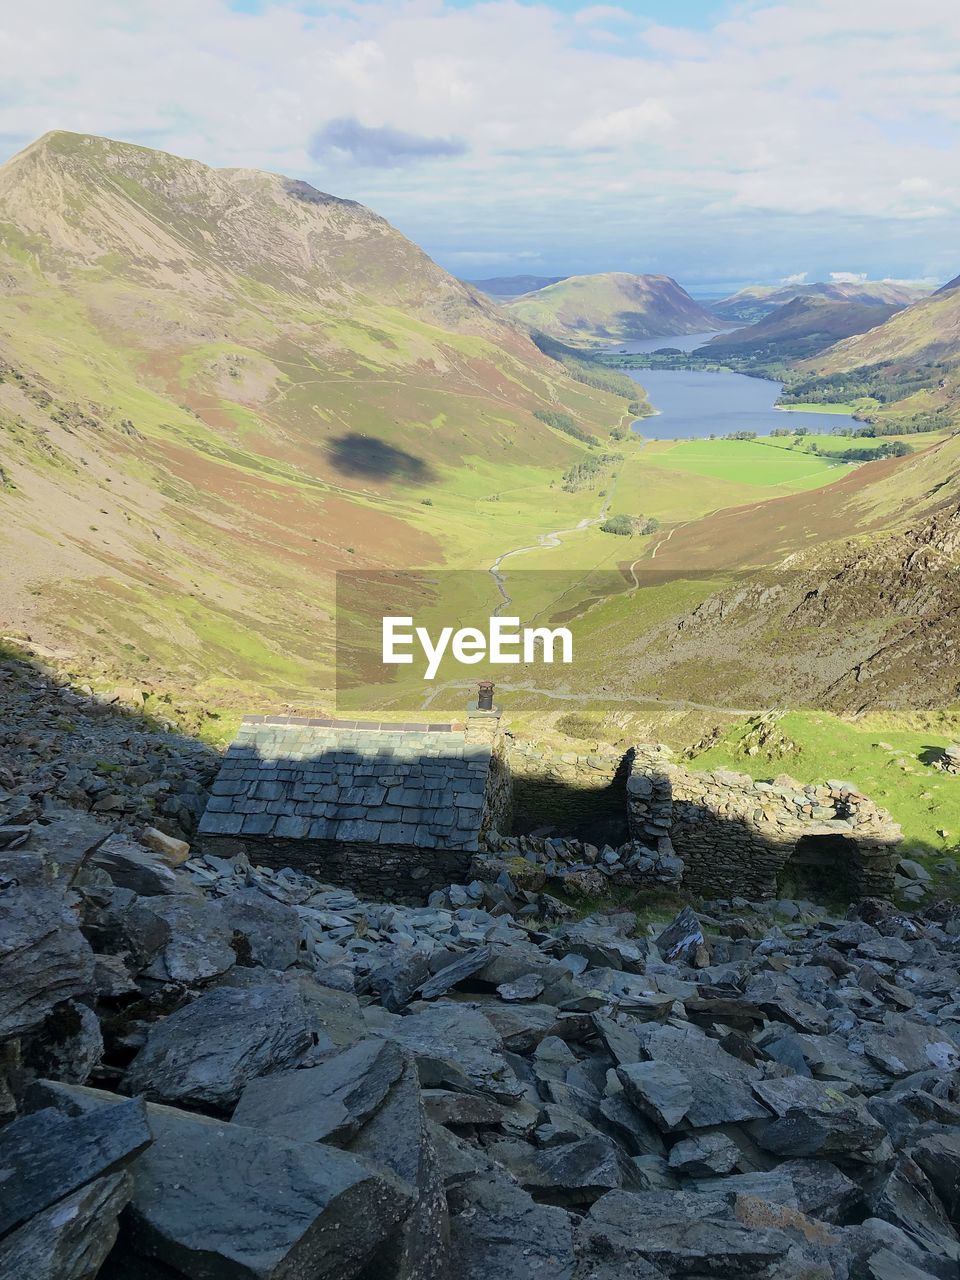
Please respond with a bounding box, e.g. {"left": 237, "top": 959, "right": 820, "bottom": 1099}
{"left": 349, "top": 1057, "right": 450, "bottom": 1280}
{"left": 667, "top": 1132, "right": 740, "bottom": 1176}
{"left": 489, "top": 1135, "right": 641, "bottom": 1206}
{"left": 449, "top": 1174, "right": 575, "bottom": 1280}
{"left": 617, "top": 1061, "right": 693, "bottom": 1130}
{"left": 372, "top": 1001, "right": 523, "bottom": 1102}
{"left": 0, "top": 884, "right": 96, "bottom": 1039}
{"left": 912, "top": 1132, "right": 960, "bottom": 1224}
{"left": 125, "top": 982, "right": 313, "bottom": 1108}
{"left": 0, "top": 1170, "right": 132, "bottom": 1280}
{"left": 417, "top": 946, "right": 493, "bottom": 1000}
{"left": 213, "top": 887, "right": 301, "bottom": 970}
{"left": 753, "top": 1075, "right": 889, "bottom": 1162}
{"left": 581, "top": 1189, "right": 791, "bottom": 1275}
{"left": 127, "top": 1098, "right": 412, "bottom": 1279}
{"left": 139, "top": 894, "right": 236, "bottom": 983}
{"left": 0, "top": 1098, "right": 150, "bottom": 1236}
{"left": 233, "top": 1038, "right": 405, "bottom": 1144}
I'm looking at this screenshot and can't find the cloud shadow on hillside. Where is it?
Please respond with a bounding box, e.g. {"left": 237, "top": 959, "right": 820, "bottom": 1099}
{"left": 327, "top": 434, "right": 436, "bottom": 483}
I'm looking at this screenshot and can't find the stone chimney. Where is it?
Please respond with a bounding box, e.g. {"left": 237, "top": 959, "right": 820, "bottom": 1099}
{"left": 464, "top": 680, "right": 502, "bottom": 746}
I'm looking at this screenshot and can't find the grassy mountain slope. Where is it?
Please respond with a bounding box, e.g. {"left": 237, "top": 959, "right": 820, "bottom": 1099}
{"left": 503, "top": 272, "right": 718, "bottom": 346}
{"left": 784, "top": 276, "right": 960, "bottom": 430}
{"left": 0, "top": 132, "right": 630, "bottom": 703}
{"left": 713, "top": 279, "right": 931, "bottom": 324}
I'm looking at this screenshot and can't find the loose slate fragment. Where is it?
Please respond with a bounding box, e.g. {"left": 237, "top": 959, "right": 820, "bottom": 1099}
{"left": 417, "top": 945, "right": 493, "bottom": 1000}
{"left": 753, "top": 1075, "right": 889, "bottom": 1162}
{"left": 125, "top": 982, "right": 313, "bottom": 1109}
{"left": 232, "top": 1038, "right": 405, "bottom": 1144}
{"left": 0, "top": 884, "right": 96, "bottom": 1038}
{"left": 125, "top": 1103, "right": 413, "bottom": 1280}
{"left": 0, "top": 1171, "right": 132, "bottom": 1280}
{"left": 449, "top": 1174, "right": 576, "bottom": 1280}
{"left": 350, "top": 1057, "right": 450, "bottom": 1280}
{"left": 0, "top": 1099, "right": 150, "bottom": 1236}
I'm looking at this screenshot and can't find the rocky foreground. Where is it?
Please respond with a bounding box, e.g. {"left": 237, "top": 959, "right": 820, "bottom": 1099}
{"left": 2, "top": 805, "right": 960, "bottom": 1280}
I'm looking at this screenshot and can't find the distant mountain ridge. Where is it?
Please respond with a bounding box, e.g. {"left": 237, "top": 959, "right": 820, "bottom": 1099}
{"left": 702, "top": 296, "right": 903, "bottom": 363}
{"left": 503, "top": 271, "right": 718, "bottom": 346}
{"left": 713, "top": 280, "right": 932, "bottom": 325}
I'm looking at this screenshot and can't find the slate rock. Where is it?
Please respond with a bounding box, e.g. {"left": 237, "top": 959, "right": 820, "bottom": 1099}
{"left": 126, "top": 1099, "right": 412, "bottom": 1280}
{"left": 125, "top": 982, "right": 313, "bottom": 1109}
{"left": 418, "top": 945, "right": 493, "bottom": 1000}
{"left": 617, "top": 1061, "right": 693, "bottom": 1130}
{"left": 634, "top": 1024, "right": 771, "bottom": 1127}
{"left": 582, "top": 1189, "right": 791, "bottom": 1274}
{"left": 423, "top": 1089, "right": 505, "bottom": 1128}
{"left": 753, "top": 1075, "right": 889, "bottom": 1162}
{"left": 912, "top": 1131, "right": 960, "bottom": 1223}
{"left": 0, "top": 1170, "right": 132, "bottom": 1280}
{"left": 0, "top": 1098, "right": 150, "bottom": 1236}
{"left": 497, "top": 973, "right": 545, "bottom": 1002}
{"left": 91, "top": 834, "right": 189, "bottom": 897}
{"left": 21, "top": 999, "right": 103, "bottom": 1084}
{"left": 213, "top": 887, "right": 302, "bottom": 970}
{"left": 654, "top": 906, "right": 706, "bottom": 965}
{"left": 372, "top": 1001, "right": 523, "bottom": 1102}
{"left": 0, "top": 884, "right": 96, "bottom": 1038}
{"left": 490, "top": 1135, "right": 640, "bottom": 1206}
{"left": 858, "top": 1023, "right": 960, "bottom": 1078}
{"left": 233, "top": 1038, "right": 405, "bottom": 1144}
{"left": 449, "top": 1174, "right": 576, "bottom": 1280}
{"left": 365, "top": 949, "right": 433, "bottom": 1012}
{"left": 667, "top": 1131, "right": 740, "bottom": 1176}
{"left": 873, "top": 1153, "right": 960, "bottom": 1260}
{"left": 139, "top": 894, "right": 236, "bottom": 983}
{"left": 350, "top": 1057, "right": 450, "bottom": 1280}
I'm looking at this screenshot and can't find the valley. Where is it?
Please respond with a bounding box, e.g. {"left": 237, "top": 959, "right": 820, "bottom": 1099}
{"left": 1, "top": 130, "right": 959, "bottom": 865}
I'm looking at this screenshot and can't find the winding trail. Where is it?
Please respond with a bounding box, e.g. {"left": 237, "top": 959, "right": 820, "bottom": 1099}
{"left": 488, "top": 471, "right": 619, "bottom": 615}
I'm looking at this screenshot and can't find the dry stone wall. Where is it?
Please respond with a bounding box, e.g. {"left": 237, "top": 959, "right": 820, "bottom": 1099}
{"left": 627, "top": 746, "right": 900, "bottom": 900}
{"left": 507, "top": 738, "right": 628, "bottom": 845}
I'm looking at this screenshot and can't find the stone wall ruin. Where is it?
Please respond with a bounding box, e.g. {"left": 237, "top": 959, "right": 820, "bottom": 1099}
{"left": 626, "top": 746, "right": 901, "bottom": 900}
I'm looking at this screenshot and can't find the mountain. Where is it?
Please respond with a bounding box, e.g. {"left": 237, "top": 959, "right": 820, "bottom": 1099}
{"left": 713, "top": 280, "right": 932, "bottom": 325}
{"left": 502, "top": 272, "right": 718, "bottom": 346}
{"left": 701, "top": 296, "right": 903, "bottom": 364}
{"left": 785, "top": 272, "right": 960, "bottom": 429}
{"left": 0, "top": 132, "right": 630, "bottom": 702}
{"left": 469, "top": 275, "right": 567, "bottom": 300}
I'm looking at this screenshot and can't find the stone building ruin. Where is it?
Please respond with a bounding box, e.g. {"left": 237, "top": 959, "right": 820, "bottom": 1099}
{"left": 626, "top": 746, "right": 901, "bottom": 900}
{"left": 198, "top": 700, "right": 510, "bottom": 898}
{"left": 199, "top": 695, "right": 902, "bottom": 902}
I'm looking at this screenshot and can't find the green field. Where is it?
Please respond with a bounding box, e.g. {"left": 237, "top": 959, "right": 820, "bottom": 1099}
{"left": 777, "top": 401, "right": 862, "bottom": 415}
{"left": 638, "top": 438, "right": 853, "bottom": 490}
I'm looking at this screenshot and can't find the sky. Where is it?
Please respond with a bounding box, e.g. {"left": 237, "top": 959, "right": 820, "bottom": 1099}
{"left": 1, "top": 0, "right": 959, "bottom": 290}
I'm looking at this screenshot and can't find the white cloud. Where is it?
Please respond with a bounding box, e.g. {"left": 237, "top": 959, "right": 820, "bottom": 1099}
{"left": 829, "top": 271, "right": 868, "bottom": 283}
{"left": 571, "top": 102, "right": 673, "bottom": 149}
{"left": 780, "top": 272, "right": 808, "bottom": 284}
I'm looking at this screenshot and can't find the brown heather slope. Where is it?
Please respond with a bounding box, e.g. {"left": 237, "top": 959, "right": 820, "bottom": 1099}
{"left": 0, "top": 132, "right": 629, "bottom": 704}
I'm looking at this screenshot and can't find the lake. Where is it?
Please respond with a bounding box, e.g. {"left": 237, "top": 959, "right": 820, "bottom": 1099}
{"left": 624, "top": 363, "right": 861, "bottom": 440}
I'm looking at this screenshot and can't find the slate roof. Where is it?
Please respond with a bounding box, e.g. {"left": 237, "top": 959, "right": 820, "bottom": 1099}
{"left": 198, "top": 716, "right": 492, "bottom": 851}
